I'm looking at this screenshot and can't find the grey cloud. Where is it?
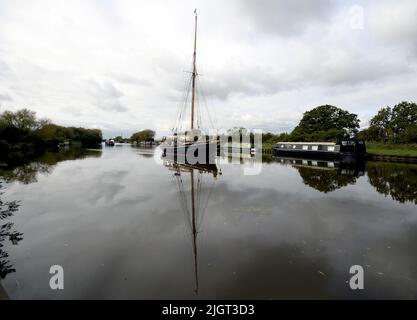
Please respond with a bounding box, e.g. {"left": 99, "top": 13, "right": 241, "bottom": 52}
{"left": 90, "top": 80, "right": 124, "bottom": 99}
{"left": 110, "top": 73, "right": 151, "bottom": 87}
{"left": 291, "top": 51, "right": 413, "bottom": 88}
{"left": 239, "top": 0, "right": 337, "bottom": 36}
{"left": 200, "top": 64, "right": 288, "bottom": 100}
{"left": 100, "top": 101, "right": 128, "bottom": 113}
{"left": 86, "top": 79, "right": 128, "bottom": 112}
{"left": 0, "top": 61, "right": 12, "bottom": 79}
{"left": 369, "top": 1, "right": 417, "bottom": 56}
{"left": 60, "top": 105, "right": 84, "bottom": 117}
{"left": 0, "top": 0, "right": 416, "bottom": 134}
{"left": 0, "top": 93, "right": 12, "bottom": 102}
{"left": 199, "top": 52, "right": 410, "bottom": 101}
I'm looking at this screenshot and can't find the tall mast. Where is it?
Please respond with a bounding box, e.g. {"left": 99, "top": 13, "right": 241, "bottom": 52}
{"left": 190, "top": 10, "right": 197, "bottom": 130}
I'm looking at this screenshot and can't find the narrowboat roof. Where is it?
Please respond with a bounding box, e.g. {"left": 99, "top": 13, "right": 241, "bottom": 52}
{"left": 275, "top": 142, "right": 336, "bottom": 146}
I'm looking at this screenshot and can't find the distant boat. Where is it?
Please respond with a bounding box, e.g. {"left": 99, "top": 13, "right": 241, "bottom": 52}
{"left": 160, "top": 10, "right": 218, "bottom": 163}
{"left": 58, "top": 140, "right": 71, "bottom": 148}
{"left": 105, "top": 139, "right": 115, "bottom": 146}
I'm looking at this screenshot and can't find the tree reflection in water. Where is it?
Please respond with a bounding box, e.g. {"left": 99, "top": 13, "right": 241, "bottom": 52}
{"left": 367, "top": 161, "right": 417, "bottom": 204}
{"left": 0, "top": 181, "right": 22, "bottom": 280}
{"left": 296, "top": 161, "right": 366, "bottom": 193}
{"left": 276, "top": 156, "right": 417, "bottom": 204}
{"left": 0, "top": 147, "right": 101, "bottom": 286}
{"left": 0, "top": 147, "right": 102, "bottom": 184}
{"left": 274, "top": 157, "right": 364, "bottom": 193}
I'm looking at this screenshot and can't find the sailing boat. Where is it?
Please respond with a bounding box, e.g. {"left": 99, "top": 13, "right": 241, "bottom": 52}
{"left": 161, "top": 10, "right": 218, "bottom": 163}
{"left": 164, "top": 154, "right": 220, "bottom": 294}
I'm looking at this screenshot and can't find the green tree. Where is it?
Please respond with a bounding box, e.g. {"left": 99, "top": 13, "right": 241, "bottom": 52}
{"left": 367, "top": 101, "right": 417, "bottom": 143}
{"left": 130, "top": 129, "right": 155, "bottom": 144}
{"left": 0, "top": 109, "right": 49, "bottom": 132}
{"left": 356, "top": 126, "right": 386, "bottom": 142}
{"left": 113, "top": 136, "right": 124, "bottom": 143}
{"left": 291, "top": 105, "right": 360, "bottom": 142}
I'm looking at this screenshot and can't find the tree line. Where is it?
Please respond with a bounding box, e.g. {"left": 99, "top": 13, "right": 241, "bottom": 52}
{"left": 0, "top": 108, "right": 102, "bottom": 161}
{"left": 262, "top": 101, "right": 417, "bottom": 145}
{"left": 109, "top": 130, "right": 155, "bottom": 144}
{"left": 357, "top": 101, "right": 417, "bottom": 143}
{"left": 121, "top": 101, "right": 417, "bottom": 147}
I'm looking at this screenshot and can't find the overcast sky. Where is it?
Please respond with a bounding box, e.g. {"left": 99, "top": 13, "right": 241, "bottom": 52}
{"left": 1, "top": 0, "right": 417, "bottom": 138}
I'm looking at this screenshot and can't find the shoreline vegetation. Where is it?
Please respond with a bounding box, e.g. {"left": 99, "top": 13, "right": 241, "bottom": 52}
{"left": 259, "top": 101, "right": 417, "bottom": 160}
{"left": 366, "top": 143, "right": 417, "bottom": 158}
{"left": 0, "top": 109, "right": 102, "bottom": 165}
{"left": 2, "top": 100, "right": 417, "bottom": 162}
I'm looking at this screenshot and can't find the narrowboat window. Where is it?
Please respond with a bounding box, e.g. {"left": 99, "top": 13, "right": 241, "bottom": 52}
{"left": 311, "top": 161, "right": 318, "bottom": 166}
{"left": 293, "top": 145, "right": 296, "bottom": 149}
{"left": 312, "top": 145, "right": 318, "bottom": 151}
{"left": 328, "top": 146, "right": 335, "bottom": 151}
{"left": 302, "top": 145, "right": 308, "bottom": 150}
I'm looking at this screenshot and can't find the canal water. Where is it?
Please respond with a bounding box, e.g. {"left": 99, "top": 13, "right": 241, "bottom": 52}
{"left": 1, "top": 145, "right": 416, "bottom": 299}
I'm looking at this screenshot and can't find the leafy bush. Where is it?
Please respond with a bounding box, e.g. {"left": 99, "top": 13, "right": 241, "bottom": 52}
{"left": 0, "top": 109, "right": 102, "bottom": 155}
{"left": 364, "top": 101, "right": 417, "bottom": 143}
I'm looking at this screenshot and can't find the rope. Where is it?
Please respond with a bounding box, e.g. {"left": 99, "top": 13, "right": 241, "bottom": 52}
{"left": 174, "top": 172, "right": 193, "bottom": 231}
{"left": 197, "top": 75, "right": 216, "bottom": 130}
{"left": 197, "top": 174, "right": 216, "bottom": 230}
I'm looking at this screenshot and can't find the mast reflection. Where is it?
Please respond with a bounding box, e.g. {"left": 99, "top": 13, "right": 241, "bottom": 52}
{"left": 163, "top": 154, "right": 220, "bottom": 295}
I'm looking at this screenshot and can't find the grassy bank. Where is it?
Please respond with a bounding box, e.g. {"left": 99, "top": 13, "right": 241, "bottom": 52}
{"left": 366, "top": 142, "right": 417, "bottom": 157}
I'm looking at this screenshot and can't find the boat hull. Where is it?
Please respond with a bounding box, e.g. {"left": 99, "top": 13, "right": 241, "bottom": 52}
{"left": 161, "top": 142, "right": 218, "bottom": 164}
{"left": 272, "top": 149, "right": 364, "bottom": 161}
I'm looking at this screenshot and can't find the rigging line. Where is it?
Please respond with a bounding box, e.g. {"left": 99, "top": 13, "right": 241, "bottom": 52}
{"left": 176, "top": 66, "right": 193, "bottom": 131}
{"left": 174, "top": 70, "right": 191, "bottom": 132}
{"left": 173, "top": 175, "right": 189, "bottom": 235}
{"left": 197, "top": 176, "right": 216, "bottom": 230}
{"left": 176, "top": 76, "right": 192, "bottom": 132}
{"left": 195, "top": 172, "right": 202, "bottom": 224}
{"left": 199, "top": 77, "right": 215, "bottom": 130}
{"left": 177, "top": 175, "right": 192, "bottom": 227}
{"left": 171, "top": 173, "right": 191, "bottom": 233}
{"left": 193, "top": 171, "right": 202, "bottom": 227}
{"left": 175, "top": 173, "right": 193, "bottom": 230}
{"left": 181, "top": 73, "right": 193, "bottom": 131}
{"left": 195, "top": 84, "right": 202, "bottom": 128}
{"left": 197, "top": 86, "right": 202, "bottom": 129}
{"left": 197, "top": 75, "right": 216, "bottom": 130}
{"left": 177, "top": 90, "right": 189, "bottom": 132}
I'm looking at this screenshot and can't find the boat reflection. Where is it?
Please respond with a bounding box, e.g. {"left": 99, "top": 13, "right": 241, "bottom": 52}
{"left": 274, "top": 156, "right": 365, "bottom": 193}
{"left": 220, "top": 149, "right": 254, "bottom": 164}
{"left": 163, "top": 154, "right": 220, "bottom": 294}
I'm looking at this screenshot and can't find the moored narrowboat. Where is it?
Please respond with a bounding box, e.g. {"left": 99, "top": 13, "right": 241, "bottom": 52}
{"left": 272, "top": 140, "right": 366, "bottom": 161}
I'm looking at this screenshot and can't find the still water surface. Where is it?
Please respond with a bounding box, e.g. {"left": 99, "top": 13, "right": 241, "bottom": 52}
{"left": 1, "top": 145, "right": 417, "bottom": 299}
